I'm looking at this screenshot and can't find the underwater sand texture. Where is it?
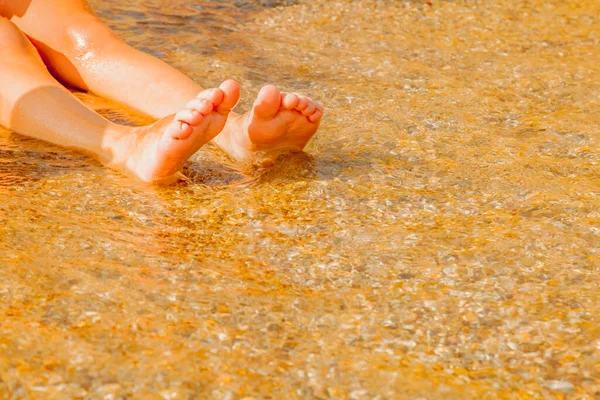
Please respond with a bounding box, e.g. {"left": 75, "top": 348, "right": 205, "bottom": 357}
{"left": 1, "top": 0, "right": 599, "bottom": 398}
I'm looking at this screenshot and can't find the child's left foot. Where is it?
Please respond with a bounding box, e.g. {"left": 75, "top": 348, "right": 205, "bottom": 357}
{"left": 111, "top": 80, "right": 240, "bottom": 183}
{"left": 216, "top": 85, "right": 324, "bottom": 163}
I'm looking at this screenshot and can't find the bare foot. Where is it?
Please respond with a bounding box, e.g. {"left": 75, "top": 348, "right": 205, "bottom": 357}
{"left": 112, "top": 80, "right": 240, "bottom": 183}
{"left": 215, "top": 85, "right": 323, "bottom": 164}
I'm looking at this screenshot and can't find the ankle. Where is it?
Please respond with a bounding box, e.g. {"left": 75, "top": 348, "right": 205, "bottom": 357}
{"left": 213, "top": 113, "right": 237, "bottom": 148}
{"left": 213, "top": 112, "right": 247, "bottom": 153}
{"left": 99, "top": 124, "right": 136, "bottom": 168}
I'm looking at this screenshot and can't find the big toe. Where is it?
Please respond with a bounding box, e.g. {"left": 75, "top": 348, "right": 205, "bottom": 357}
{"left": 252, "top": 85, "right": 282, "bottom": 119}
{"left": 217, "top": 79, "right": 241, "bottom": 115}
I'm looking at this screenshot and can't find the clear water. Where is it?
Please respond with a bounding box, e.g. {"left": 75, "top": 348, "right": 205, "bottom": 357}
{"left": 1, "top": 0, "right": 599, "bottom": 398}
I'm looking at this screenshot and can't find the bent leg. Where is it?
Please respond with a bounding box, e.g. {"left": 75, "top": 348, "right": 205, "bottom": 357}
{"left": 0, "top": 17, "right": 239, "bottom": 183}
{"left": 0, "top": 17, "right": 122, "bottom": 163}
{"left": 8, "top": 1, "right": 202, "bottom": 117}
{"left": 9, "top": 0, "right": 324, "bottom": 163}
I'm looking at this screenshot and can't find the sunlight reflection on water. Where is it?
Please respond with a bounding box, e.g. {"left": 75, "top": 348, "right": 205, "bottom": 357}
{"left": 1, "top": 0, "right": 599, "bottom": 398}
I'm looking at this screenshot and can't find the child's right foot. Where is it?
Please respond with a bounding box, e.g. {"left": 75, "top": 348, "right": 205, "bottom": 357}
{"left": 110, "top": 80, "right": 240, "bottom": 183}
{"left": 214, "top": 85, "right": 324, "bottom": 165}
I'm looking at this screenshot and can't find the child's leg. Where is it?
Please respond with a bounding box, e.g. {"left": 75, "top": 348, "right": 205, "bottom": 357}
{"left": 0, "top": 17, "right": 240, "bottom": 183}
{"left": 10, "top": 0, "right": 324, "bottom": 163}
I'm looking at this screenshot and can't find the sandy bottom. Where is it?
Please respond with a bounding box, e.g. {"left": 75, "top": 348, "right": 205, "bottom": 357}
{"left": 0, "top": 0, "right": 599, "bottom": 398}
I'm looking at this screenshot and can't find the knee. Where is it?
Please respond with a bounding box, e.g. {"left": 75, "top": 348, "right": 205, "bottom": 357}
{"left": 0, "top": 17, "right": 29, "bottom": 48}
{"left": 62, "top": 14, "right": 123, "bottom": 59}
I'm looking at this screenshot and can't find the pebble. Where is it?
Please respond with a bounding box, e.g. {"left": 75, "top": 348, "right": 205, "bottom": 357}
{"left": 544, "top": 380, "right": 574, "bottom": 393}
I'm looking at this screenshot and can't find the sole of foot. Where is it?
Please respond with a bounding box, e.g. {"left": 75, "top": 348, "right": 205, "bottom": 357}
{"left": 119, "top": 80, "right": 241, "bottom": 183}
{"left": 221, "top": 85, "right": 324, "bottom": 165}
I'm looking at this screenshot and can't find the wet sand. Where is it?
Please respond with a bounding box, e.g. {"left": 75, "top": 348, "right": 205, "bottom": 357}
{"left": 1, "top": 0, "right": 599, "bottom": 398}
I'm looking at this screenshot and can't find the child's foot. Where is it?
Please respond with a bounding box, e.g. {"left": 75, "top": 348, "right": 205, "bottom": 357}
{"left": 217, "top": 85, "right": 323, "bottom": 164}
{"left": 113, "top": 80, "right": 240, "bottom": 183}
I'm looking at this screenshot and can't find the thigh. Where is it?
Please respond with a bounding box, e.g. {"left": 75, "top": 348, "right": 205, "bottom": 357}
{"left": 8, "top": 0, "right": 93, "bottom": 34}
{"left": 0, "top": 16, "right": 39, "bottom": 57}
{"left": 6, "top": 0, "right": 102, "bottom": 90}
{"left": 0, "top": 0, "right": 16, "bottom": 19}
{"left": 1, "top": 0, "right": 87, "bottom": 20}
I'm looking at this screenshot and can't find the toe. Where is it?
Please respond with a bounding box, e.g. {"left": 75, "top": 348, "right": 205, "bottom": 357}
{"left": 253, "top": 85, "right": 282, "bottom": 119}
{"left": 295, "top": 96, "right": 309, "bottom": 111}
{"left": 175, "top": 108, "right": 203, "bottom": 126}
{"left": 217, "top": 79, "right": 241, "bottom": 115}
{"left": 302, "top": 102, "right": 317, "bottom": 117}
{"left": 166, "top": 120, "right": 193, "bottom": 140}
{"left": 186, "top": 98, "right": 214, "bottom": 115}
{"left": 282, "top": 93, "right": 300, "bottom": 110}
{"left": 308, "top": 109, "right": 323, "bottom": 123}
{"left": 197, "top": 87, "right": 224, "bottom": 106}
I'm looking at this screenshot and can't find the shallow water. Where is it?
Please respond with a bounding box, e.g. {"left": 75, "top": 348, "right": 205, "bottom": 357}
{"left": 1, "top": 0, "right": 599, "bottom": 398}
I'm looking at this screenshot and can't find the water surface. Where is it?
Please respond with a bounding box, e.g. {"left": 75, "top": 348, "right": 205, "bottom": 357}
{"left": 1, "top": 0, "right": 599, "bottom": 398}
